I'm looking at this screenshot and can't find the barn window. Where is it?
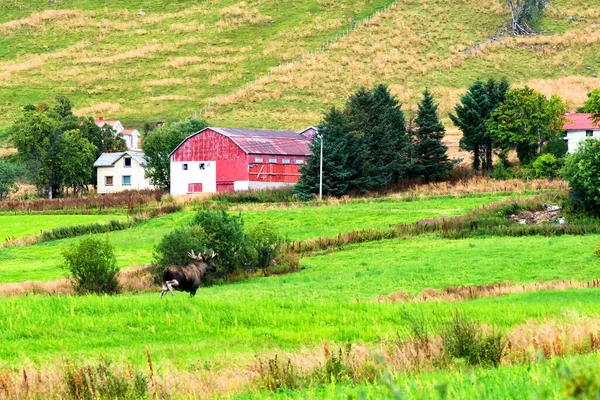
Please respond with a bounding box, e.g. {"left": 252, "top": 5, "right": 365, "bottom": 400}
{"left": 105, "top": 176, "right": 113, "bottom": 186}
{"left": 295, "top": 159, "right": 304, "bottom": 164}
{"left": 269, "top": 158, "right": 277, "bottom": 163}
{"left": 122, "top": 175, "right": 131, "bottom": 186}
{"left": 123, "top": 157, "right": 132, "bottom": 167}
{"left": 182, "top": 163, "right": 188, "bottom": 170}
{"left": 199, "top": 163, "right": 205, "bottom": 170}
{"left": 587, "top": 130, "right": 594, "bottom": 137}
{"left": 282, "top": 158, "right": 290, "bottom": 164}
{"left": 254, "top": 157, "right": 263, "bottom": 163}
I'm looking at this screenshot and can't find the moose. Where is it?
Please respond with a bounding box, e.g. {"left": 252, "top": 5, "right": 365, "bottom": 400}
{"left": 160, "top": 250, "right": 216, "bottom": 297}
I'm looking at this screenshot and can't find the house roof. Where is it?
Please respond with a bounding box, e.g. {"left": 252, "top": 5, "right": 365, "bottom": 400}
{"left": 121, "top": 129, "right": 138, "bottom": 136}
{"left": 564, "top": 113, "right": 600, "bottom": 130}
{"left": 171, "top": 127, "right": 312, "bottom": 157}
{"left": 93, "top": 151, "right": 147, "bottom": 167}
{"left": 95, "top": 119, "right": 120, "bottom": 128}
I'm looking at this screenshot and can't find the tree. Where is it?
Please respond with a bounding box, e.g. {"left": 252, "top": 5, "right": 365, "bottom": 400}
{"left": 294, "top": 84, "right": 410, "bottom": 198}
{"left": 62, "top": 236, "right": 120, "bottom": 295}
{"left": 583, "top": 88, "right": 600, "bottom": 125}
{"left": 505, "top": 0, "right": 548, "bottom": 35}
{"left": 55, "top": 130, "right": 97, "bottom": 194}
{"left": 450, "top": 78, "right": 509, "bottom": 172}
{"left": 561, "top": 139, "right": 600, "bottom": 214}
{"left": 0, "top": 160, "right": 22, "bottom": 200}
{"left": 412, "top": 89, "right": 451, "bottom": 181}
{"left": 293, "top": 108, "right": 352, "bottom": 200}
{"left": 142, "top": 118, "right": 208, "bottom": 191}
{"left": 487, "top": 87, "right": 567, "bottom": 165}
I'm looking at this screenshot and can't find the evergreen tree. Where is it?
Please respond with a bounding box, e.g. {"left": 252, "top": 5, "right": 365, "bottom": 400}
{"left": 293, "top": 108, "right": 351, "bottom": 200}
{"left": 412, "top": 89, "right": 450, "bottom": 181}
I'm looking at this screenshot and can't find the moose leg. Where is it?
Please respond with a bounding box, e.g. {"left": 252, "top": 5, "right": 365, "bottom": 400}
{"left": 160, "top": 283, "right": 168, "bottom": 298}
{"left": 167, "top": 280, "right": 179, "bottom": 296}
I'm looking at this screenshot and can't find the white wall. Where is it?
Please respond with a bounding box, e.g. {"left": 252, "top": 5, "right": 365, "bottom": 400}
{"left": 248, "top": 181, "right": 295, "bottom": 190}
{"left": 97, "top": 156, "right": 155, "bottom": 194}
{"left": 170, "top": 160, "right": 217, "bottom": 196}
{"left": 566, "top": 129, "right": 600, "bottom": 154}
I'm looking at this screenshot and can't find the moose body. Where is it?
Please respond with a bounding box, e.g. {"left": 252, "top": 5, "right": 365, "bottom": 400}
{"left": 160, "top": 250, "right": 216, "bottom": 297}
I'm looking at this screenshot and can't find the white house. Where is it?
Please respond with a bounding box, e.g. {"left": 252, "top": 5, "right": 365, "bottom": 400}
{"left": 93, "top": 151, "right": 155, "bottom": 194}
{"left": 95, "top": 117, "right": 141, "bottom": 151}
{"left": 564, "top": 113, "right": 600, "bottom": 154}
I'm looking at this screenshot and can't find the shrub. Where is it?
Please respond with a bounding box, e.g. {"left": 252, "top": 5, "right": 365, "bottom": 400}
{"left": 595, "top": 242, "right": 600, "bottom": 258}
{"left": 62, "top": 237, "right": 120, "bottom": 295}
{"left": 562, "top": 139, "right": 600, "bottom": 215}
{"left": 151, "top": 227, "right": 207, "bottom": 282}
{"left": 441, "top": 312, "right": 506, "bottom": 367}
{"left": 532, "top": 153, "right": 563, "bottom": 178}
{"left": 489, "top": 160, "right": 520, "bottom": 181}
{"left": 191, "top": 209, "right": 249, "bottom": 274}
{"left": 247, "top": 223, "right": 284, "bottom": 269}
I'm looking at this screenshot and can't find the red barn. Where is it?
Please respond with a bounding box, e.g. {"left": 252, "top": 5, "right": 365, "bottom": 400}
{"left": 169, "top": 127, "right": 313, "bottom": 195}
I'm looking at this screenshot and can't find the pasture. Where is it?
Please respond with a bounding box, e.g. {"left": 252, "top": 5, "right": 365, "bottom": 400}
{"left": 0, "top": 191, "right": 599, "bottom": 398}
{"left": 0, "top": 214, "right": 127, "bottom": 241}
{"left": 0, "top": 194, "right": 508, "bottom": 282}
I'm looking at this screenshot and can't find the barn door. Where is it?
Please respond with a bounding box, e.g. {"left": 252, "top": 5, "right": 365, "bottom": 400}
{"left": 188, "top": 183, "right": 203, "bottom": 193}
{"left": 216, "top": 181, "right": 234, "bottom": 192}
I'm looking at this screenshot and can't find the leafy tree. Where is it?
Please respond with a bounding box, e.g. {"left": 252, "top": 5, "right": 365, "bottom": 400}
{"left": 62, "top": 236, "right": 120, "bottom": 295}
{"left": 412, "top": 89, "right": 451, "bottom": 181}
{"left": 561, "top": 139, "right": 600, "bottom": 214}
{"left": 55, "top": 130, "right": 97, "bottom": 194}
{"left": 583, "top": 88, "right": 600, "bottom": 125}
{"left": 505, "top": 0, "right": 548, "bottom": 35}
{"left": 0, "top": 159, "right": 22, "bottom": 200}
{"left": 142, "top": 118, "right": 208, "bottom": 191}
{"left": 487, "top": 87, "right": 567, "bottom": 165}
{"left": 532, "top": 153, "right": 563, "bottom": 178}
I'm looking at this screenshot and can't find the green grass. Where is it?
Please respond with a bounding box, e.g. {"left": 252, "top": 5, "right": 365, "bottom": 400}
{"left": 239, "top": 352, "right": 600, "bottom": 399}
{"left": 0, "top": 195, "right": 507, "bottom": 283}
{"left": 0, "top": 214, "right": 128, "bottom": 241}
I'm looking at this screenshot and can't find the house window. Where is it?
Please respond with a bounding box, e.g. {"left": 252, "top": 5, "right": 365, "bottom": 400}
{"left": 269, "top": 158, "right": 277, "bottom": 163}
{"left": 586, "top": 130, "right": 594, "bottom": 137}
{"left": 199, "top": 163, "right": 205, "bottom": 170}
{"left": 105, "top": 176, "right": 113, "bottom": 186}
{"left": 254, "top": 157, "right": 263, "bottom": 163}
{"left": 295, "top": 159, "right": 305, "bottom": 164}
{"left": 282, "top": 158, "right": 290, "bottom": 164}
{"left": 182, "top": 163, "right": 188, "bottom": 170}
{"left": 123, "top": 157, "right": 132, "bottom": 168}
{"left": 122, "top": 175, "right": 131, "bottom": 186}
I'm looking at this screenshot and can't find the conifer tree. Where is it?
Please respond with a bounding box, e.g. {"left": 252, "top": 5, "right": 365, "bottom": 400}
{"left": 412, "top": 89, "right": 450, "bottom": 181}
{"left": 293, "top": 108, "right": 351, "bottom": 200}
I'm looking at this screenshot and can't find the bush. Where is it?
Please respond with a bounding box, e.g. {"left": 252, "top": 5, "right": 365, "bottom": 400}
{"left": 151, "top": 226, "right": 207, "bottom": 282}
{"left": 595, "top": 242, "right": 600, "bottom": 258}
{"left": 247, "top": 223, "right": 284, "bottom": 269}
{"left": 562, "top": 139, "right": 600, "bottom": 215}
{"left": 532, "top": 153, "right": 563, "bottom": 178}
{"left": 62, "top": 237, "right": 120, "bottom": 295}
{"left": 191, "top": 209, "right": 249, "bottom": 274}
{"left": 441, "top": 312, "right": 506, "bottom": 367}
{"left": 489, "top": 160, "right": 520, "bottom": 181}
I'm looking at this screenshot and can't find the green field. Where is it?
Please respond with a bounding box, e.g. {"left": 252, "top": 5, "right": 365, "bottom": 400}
{"left": 0, "top": 195, "right": 507, "bottom": 282}
{"left": 0, "top": 0, "right": 598, "bottom": 131}
{"left": 0, "top": 214, "right": 127, "bottom": 241}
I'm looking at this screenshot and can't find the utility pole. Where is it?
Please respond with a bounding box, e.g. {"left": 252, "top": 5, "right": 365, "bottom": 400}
{"left": 319, "top": 133, "right": 323, "bottom": 201}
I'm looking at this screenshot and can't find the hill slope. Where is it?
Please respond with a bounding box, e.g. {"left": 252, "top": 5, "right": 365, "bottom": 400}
{"left": 0, "top": 0, "right": 598, "bottom": 132}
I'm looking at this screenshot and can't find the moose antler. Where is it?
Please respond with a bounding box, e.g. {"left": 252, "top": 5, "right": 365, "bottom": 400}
{"left": 188, "top": 249, "right": 202, "bottom": 260}
{"left": 203, "top": 250, "right": 217, "bottom": 260}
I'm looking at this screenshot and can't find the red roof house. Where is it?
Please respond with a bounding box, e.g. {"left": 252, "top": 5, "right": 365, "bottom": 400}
{"left": 563, "top": 113, "right": 600, "bottom": 153}
{"left": 169, "top": 127, "right": 312, "bottom": 195}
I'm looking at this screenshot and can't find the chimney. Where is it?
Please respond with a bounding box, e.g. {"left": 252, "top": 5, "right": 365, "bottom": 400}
{"left": 99, "top": 116, "right": 104, "bottom": 121}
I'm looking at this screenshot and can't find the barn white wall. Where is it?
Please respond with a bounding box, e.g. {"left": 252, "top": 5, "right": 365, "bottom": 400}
{"left": 248, "top": 181, "right": 295, "bottom": 190}
{"left": 170, "top": 160, "right": 217, "bottom": 195}
{"left": 566, "top": 129, "right": 600, "bottom": 154}
{"left": 97, "top": 157, "right": 155, "bottom": 194}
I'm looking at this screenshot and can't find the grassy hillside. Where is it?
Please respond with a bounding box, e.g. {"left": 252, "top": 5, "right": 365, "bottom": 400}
{"left": 0, "top": 0, "right": 598, "bottom": 134}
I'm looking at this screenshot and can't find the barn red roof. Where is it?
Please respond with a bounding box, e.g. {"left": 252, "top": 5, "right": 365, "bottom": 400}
{"left": 95, "top": 119, "right": 119, "bottom": 128}
{"left": 563, "top": 113, "right": 600, "bottom": 130}
{"left": 171, "top": 127, "right": 312, "bottom": 157}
